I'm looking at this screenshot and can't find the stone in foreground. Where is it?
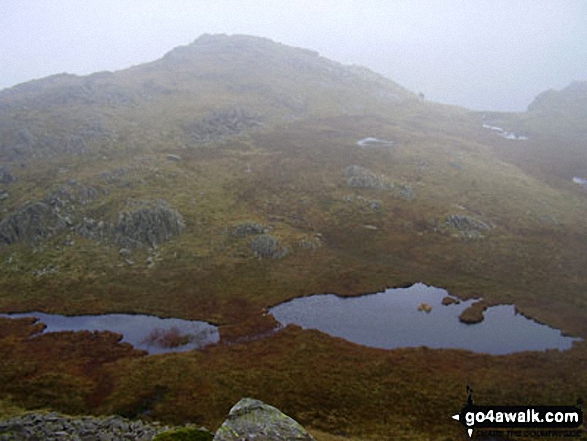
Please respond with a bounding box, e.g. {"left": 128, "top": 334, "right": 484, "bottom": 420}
{"left": 213, "top": 398, "right": 315, "bottom": 441}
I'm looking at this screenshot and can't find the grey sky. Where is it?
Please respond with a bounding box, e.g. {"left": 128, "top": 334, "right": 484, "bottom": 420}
{"left": 1, "top": 0, "right": 586, "bottom": 111}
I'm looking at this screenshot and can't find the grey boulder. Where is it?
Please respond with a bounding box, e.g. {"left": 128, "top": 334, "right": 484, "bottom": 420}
{"left": 213, "top": 398, "right": 315, "bottom": 441}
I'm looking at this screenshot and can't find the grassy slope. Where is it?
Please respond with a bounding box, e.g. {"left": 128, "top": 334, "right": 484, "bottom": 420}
{"left": 0, "top": 36, "right": 586, "bottom": 439}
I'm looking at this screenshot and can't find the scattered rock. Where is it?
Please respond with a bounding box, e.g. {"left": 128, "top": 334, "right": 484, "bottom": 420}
{"left": 0, "top": 412, "right": 170, "bottom": 441}
{"left": 250, "top": 234, "right": 289, "bottom": 259}
{"left": 297, "top": 236, "right": 321, "bottom": 250}
{"left": 46, "top": 182, "right": 104, "bottom": 206}
{"left": 445, "top": 215, "right": 490, "bottom": 238}
{"left": 397, "top": 183, "right": 413, "bottom": 200}
{"left": 166, "top": 154, "right": 182, "bottom": 162}
{"left": 344, "top": 165, "right": 391, "bottom": 190}
{"left": 344, "top": 165, "right": 413, "bottom": 199}
{"left": 32, "top": 265, "right": 59, "bottom": 277}
{"left": 342, "top": 194, "right": 381, "bottom": 210}
{"left": 0, "top": 190, "right": 8, "bottom": 201}
{"left": 441, "top": 296, "right": 460, "bottom": 306}
{"left": 185, "top": 108, "right": 262, "bottom": 144}
{"left": 232, "top": 221, "right": 270, "bottom": 238}
{"left": 99, "top": 166, "right": 131, "bottom": 185}
{"left": 213, "top": 398, "right": 315, "bottom": 441}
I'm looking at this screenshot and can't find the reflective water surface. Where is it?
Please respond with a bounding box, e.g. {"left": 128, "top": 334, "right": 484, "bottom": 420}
{"left": 0, "top": 312, "right": 219, "bottom": 354}
{"left": 270, "top": 283, "right": 580, "bottom": 354}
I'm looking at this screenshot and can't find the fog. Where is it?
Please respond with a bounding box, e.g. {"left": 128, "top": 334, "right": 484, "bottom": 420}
{"left": 1, "top": 0, "right": 585, "bottom": 111}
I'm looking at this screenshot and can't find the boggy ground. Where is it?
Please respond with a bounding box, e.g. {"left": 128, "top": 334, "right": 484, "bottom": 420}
{"left": 1, "top": 317, "right": 586, "bottom": 440}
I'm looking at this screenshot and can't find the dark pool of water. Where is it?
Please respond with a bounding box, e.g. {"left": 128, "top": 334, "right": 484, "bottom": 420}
{"left": 269, "top": 283, "right": 580, "bottom": 355}
{"left": 0, "top": 312, "right": 219, "bottom": 354}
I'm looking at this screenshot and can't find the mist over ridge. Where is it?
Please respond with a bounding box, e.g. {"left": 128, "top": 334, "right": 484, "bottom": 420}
{"left": 1, "top": 0, "right": 585, "bottom": 111}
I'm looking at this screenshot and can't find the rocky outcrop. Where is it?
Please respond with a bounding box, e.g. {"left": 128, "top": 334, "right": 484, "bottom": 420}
{"left": 185, "top": 108, "right": 262, "bottom": 144}
{"left": 445, "top": 214, "right": 490, "bottom": 238}
{"left": 0, "top": 412, "right": 170, "bottom": 441}
{"left": 232, "top": 221, "right": 270, "bottom": 238}
{"left": 115, "top": 200, "right": 185, "bottom": 248}
{"left": 0, "top": 202, "right": 70, "bottom": 245}
{"left": 213, "top": 398, "right": 315, "bottom": 441}
{"left": 344, "top": 165, "right": 413, "bottom": 199}
{"left": 1, "top": 194, "right": 183, "bottom": 249}
{"left": 250, "top": 234, "right": 289, "bottom": 259}
{"left": 0, "top": 399, "right": 312, "bottom": 441}
{"left": 344, "top": 165, "right": 390, "bottom": 190}
{"left": 46, "top": 181, "right": 105, "bottom": 207}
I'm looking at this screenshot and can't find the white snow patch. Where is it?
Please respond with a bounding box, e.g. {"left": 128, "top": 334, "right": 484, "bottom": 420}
{"left": 357, "top": 137, "right": 394, "bottom": 148}
{"left": 482, "top": 124, "right": 528, "bottom": 141}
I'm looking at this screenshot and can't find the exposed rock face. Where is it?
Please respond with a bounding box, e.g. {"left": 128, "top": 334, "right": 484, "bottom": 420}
{"left": 115, "top": 200, "right": 185, "bottom": 248}
{"left": 250, "top": 234, "right": 289, "bottom": 259}
{"left": 0, "top": 412, "right": 170, "bottom": 441}
{"left": 185, "top": 108, "right": 262, "bottom": 144}
{"left": 213, "top": 398, "right": 315, "bottom": 441}
{"left": 0, "top": 202, "right": 69, "bottom": 244}
{"left": 445, "top": 214, "right": 490, "bottom": 237}
{"left": 0, "top": 194, "right": 183, "bottom": 249}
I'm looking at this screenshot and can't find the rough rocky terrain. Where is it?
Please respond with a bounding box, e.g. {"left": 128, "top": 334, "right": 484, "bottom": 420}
{"left": 0, "top": 399, "right": 313, "bottom": 441}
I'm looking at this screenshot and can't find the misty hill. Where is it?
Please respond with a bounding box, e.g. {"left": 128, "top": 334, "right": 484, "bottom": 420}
{"left": 484, "top": 80, "right": 587, "bottom": 182}
{"left": 0, "top": 34, "right": 586, "bottom": 441}
{"left": 0, "top": 34, "right": 414, "bottom": 161}
{"left": 0, "top": 32, "right": 586, "bottom": 324}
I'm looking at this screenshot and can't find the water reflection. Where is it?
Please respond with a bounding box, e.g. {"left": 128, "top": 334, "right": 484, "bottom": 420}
{"left": 270, "top": 283, "right": 580, "bottom": 354}
{"left": 0, "top": 312, "right": 219, "bottom": 354}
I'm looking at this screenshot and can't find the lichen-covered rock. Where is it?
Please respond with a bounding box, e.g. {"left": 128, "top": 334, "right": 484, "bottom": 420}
{"left": 0, "top": 412, "right": 170, "bottom": 441}
{"left": 213, "top": 398, "right": 315, "bottom": 441}
{"left": 250, "top": 234, "right": 289, "bottom": 259}
{"left": 75, "top": 216, "right": 111, "bottom": 242}
{"left": 232, "top": 221, "right": 269, "bottom": 238}
{"left": 0, "top": 202, "right": 69, "bottom": 244}
{"left": 46, "top": 182, "right": 104, "bottom": 207}
{"left": 445, "top": 214, "right": 490, "bottom": 237}
{"left": 116, "top": 200, "right": 185, "bottom": 248}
